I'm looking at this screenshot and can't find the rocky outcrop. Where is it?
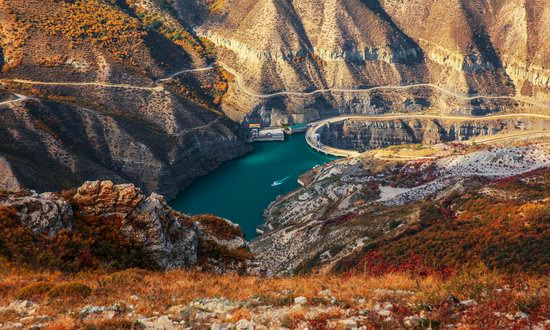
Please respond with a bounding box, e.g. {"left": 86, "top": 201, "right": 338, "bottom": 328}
{"left": 73, "top": 180, "right": 202, "bottom": 269}
{"left": 0, "top": 191, "right": 73, "bottom": 237}
{"left": 198, "top": 30, "right": 421, "bottom": 64}
{"left": 0, "top": 181, "right": 251, "bottom": 273}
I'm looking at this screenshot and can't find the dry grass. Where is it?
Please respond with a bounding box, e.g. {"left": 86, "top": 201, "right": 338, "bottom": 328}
{"left": 0, "top": 266, "right": 547, "bottom": 319}
{"left": 371, "top": 144, "right": 443, "bottom": 160}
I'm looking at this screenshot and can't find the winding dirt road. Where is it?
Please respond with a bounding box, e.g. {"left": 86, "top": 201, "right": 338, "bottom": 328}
{"left": 0, "top": 65, "right": 215, "bottom": 91}
{"left": 3, "top": 61, "right": 550, "bottom": 110}
{"left": 3, "top": 62, "right": 550, "bottom": 155}
{"left": 156, "top": 65, "right": 215, "bottom": 83}
{"left": 0, "top": 94, "right": 28, "bottom": 106}
{"left": 306, "top": 113, "right": 550, "bottom": 157}
{"left": 216, "top": 61, "right": 550, "bottom": 110}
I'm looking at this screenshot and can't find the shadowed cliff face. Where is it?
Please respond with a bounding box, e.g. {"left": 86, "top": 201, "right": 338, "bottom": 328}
{"left": 0, "top": 97, "right": 250, "bottom": 199}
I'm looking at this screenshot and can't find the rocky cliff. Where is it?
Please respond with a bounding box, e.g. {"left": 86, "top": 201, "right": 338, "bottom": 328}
{"left": 319, "top": 117, "right": 550, "bottom": 152}
{"left": 0, "top": 180, "right": 251, "bottom": 273}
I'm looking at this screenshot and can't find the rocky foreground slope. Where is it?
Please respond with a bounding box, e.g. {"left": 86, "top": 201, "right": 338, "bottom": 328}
{"left": 0, "top": 268, "right": 548, "bottom": 329}
{"left": 0, "top": 180, "right": 251, "bottom": 274}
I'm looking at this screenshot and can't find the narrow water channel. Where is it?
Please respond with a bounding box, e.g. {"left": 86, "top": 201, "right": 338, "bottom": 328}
{"left": 170, "top": 133, "right": 337, "bottom": 239}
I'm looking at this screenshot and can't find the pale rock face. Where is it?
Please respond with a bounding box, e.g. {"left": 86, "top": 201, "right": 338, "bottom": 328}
{"left": 125, "top": 193, "right": 200, "bottom": 269}
{"left": 0, "top": 157, "right": 22, "bottom": 192}
{"left": 198, "top": 30, "right": 420, "bottom": 64}
{"left": 0, "top": 192, "right": 73, "bottom": 237}
{"left": 73, "top": 181, "right": 201, "bottom": 269}
{"left": 319, "top": 117, "right": 550, "bottom": 152}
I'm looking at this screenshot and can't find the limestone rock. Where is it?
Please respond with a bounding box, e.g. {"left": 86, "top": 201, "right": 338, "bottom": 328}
{"left": 0, "top": 192, "right": 73, "bottom": 236}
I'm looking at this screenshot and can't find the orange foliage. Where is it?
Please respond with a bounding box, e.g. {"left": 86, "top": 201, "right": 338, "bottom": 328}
{"left": 354, "top": 169, "right": 550, "bottom": 276}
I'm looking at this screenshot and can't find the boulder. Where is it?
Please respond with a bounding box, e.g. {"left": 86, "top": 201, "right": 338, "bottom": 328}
{"left": 294, "top": 297, "right": 307, "bottom": 305}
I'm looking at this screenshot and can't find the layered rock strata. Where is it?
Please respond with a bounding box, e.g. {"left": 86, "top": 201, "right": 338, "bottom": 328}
{"left": 319, "top": 117, "right": 550, "bottom": 152}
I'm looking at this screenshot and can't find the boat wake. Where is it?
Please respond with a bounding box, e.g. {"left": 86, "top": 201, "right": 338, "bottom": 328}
{"left": 271, "top": 175, "right": 291, "bottom": 187}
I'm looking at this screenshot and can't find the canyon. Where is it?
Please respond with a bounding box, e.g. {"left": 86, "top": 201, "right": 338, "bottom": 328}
{"left": 0, "top": 1, "right": 549, "bottom": 327}
{"left": 1, "top": 0, "right": 550, "bottom": 197}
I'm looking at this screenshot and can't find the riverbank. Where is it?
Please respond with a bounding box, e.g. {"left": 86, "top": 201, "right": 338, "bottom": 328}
{"left": 170, "top": 133, "right": 336, "bottom": 239}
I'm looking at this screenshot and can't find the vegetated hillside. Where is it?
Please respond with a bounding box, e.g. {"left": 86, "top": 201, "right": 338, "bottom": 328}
{"left": 198, "top": 0, "right": 550, "bottom": 124}
{"left": 0, "top": 0, "right": 204, "bottom": 80}
{"left": 0, "top": 0, "right": 250, "bottom": 197}
{"left": 337, "top": 168, "right": 550, "bottom": 276}
{"left": 252, "top": 143, "right": 550, "bottom": 276}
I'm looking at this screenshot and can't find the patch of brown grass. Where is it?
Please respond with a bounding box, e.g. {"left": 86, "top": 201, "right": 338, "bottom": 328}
{"left": 15, "top": 281, "right": 54, "bottom": 300}
{"left": 43, "top": 317, "right": 76, "bottom": 330}
{"left": 228, "top": 308, "right": 252, "bottom": 323}
{"left": 82, "top": 318, "right": 136, "bottom": 330}
{"left": 194, "top": 214, "right": 243, "bottom": 240}
{"left": 0, "top": 266, "right": 547, "bottom": 328}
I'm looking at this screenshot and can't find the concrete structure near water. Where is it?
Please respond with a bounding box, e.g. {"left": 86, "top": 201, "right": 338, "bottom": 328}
{"left": 286, "top": 123, "right": 309, "bottom": 134}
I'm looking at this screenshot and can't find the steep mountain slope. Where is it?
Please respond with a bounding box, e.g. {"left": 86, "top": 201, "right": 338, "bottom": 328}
{"left": 0, "top": 0, "right": 250, "bottom": 197}
{"left": 201, "top": 0, "right": 426, "bottom": 92}
{"left": 0, "top": 96, "right": 246, "bottom": 198}
{"left": 198, "top": 0, "right": 550, "bottom": 124}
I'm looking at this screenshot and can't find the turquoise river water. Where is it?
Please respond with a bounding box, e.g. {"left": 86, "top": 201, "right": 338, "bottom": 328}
{"left": 170, "top": 133, "right": 336, "bottom": 239}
